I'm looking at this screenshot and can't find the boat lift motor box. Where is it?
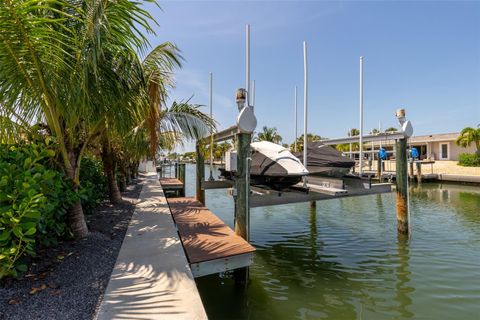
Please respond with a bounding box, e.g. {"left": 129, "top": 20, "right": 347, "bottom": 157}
{"left": 225, "top": 150, "right": 238, "bottom": 172}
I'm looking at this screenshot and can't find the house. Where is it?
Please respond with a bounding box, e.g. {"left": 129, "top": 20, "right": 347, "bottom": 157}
{"left": 408, "top": 132, "right": 476, "bottom": 161}
{"left": 359, "top": 132, "right": 476, "bottom": 161}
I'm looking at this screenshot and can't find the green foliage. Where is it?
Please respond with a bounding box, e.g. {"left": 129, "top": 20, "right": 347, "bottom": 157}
{"left": 385, "top": 127, "right": 398, "bottom": 133}
{"left": 0, "top": 141, "right": 76, "bottom": 278}
{"left": 256, "top": 126, "right": 283, "bottom": 144}
{"left": 290, "top": 133, "right": 322, "bottom": 152}
{"left": 79, "top": 156, "right": 107, "bottom": 215}
{"left": 458, "top": 153, "right": 480, "bottom": 167}
{"left": 456, "top": 127, "right": 480, "bottom": 154}
{"left": 182, "top": 151, "right": 196, "bottom": 159}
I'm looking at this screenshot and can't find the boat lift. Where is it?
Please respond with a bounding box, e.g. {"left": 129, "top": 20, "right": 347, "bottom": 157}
{"left": 192, "top": 24, "right": 414, "bottom": 283}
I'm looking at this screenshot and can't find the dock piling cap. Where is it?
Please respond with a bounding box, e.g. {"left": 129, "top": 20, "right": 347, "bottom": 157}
{"left": 396, "top": 108, "right": 406, "bottom": 118}
{"left": 395, "top": 108, "right": 413, "bottom": 137}
{"left": 237, "top": 106, "right": 257, "bottom": 133}
{"left": 236, "top": 88, "right": 246, "bottom": 111}
{"left": 401, "top": 120, "right": 413, "bottom": 138}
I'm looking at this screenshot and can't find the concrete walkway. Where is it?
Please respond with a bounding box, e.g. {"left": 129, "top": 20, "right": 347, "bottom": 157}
{"left": 96, "top": 173, "right": 208, "bottom": 320}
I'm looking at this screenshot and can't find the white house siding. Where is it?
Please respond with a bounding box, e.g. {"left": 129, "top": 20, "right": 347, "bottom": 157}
{"left": 427, "top": 141, "right": 476, "bottom": 161}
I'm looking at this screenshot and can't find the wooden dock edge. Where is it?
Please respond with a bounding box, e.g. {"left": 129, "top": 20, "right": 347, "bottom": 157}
{"left": 95, "top": 173, "right": 208, "bottom": 320}
{"left": 166, "top": 197, "right": 255, "bottom": 278}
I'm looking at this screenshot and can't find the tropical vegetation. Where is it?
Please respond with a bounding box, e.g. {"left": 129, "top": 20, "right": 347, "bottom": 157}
{"left": 255, "top": 126, "right": 283, "bottom": 144}
{"left": 458, "top": 153, "right": 480, "bottom": 167}
{"left": 456, "top": 126, "right": 480, "bottom": 155}
{"left": 384, "top": 127, "right": 398, "bottom": 133}
{"left": 204, "top": 142, "right": 231, "bottom": 163}
{"left": 290, "top": 133, "right": 322, "bottom": 152}
{"left": 0, "top": 141, "right": 76, "bottom": 278}
{"left": 0, "top": 0, "right": 214, "bottom": 277}
{"left": 456, "top": 126, "right": 480, "bottom": 167}
{"left": 335, "top": 128, "right": 359, "bottom": 152}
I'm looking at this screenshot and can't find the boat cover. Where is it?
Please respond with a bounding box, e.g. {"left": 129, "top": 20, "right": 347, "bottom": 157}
{"left": 251, "top": 141, "right": 308, "bottom": 177}
{"left": 295, "top": 142, "right": 355, "bottom": 175}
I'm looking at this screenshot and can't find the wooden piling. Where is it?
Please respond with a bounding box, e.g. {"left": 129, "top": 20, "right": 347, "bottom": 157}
{"left": 395, "top": 138, "right": 409, "bottom": 234}
{"left": 408, "top": 161, "right": 414, "bottom": 181}
{"left": 377, "top": 158, "right": 382, "bottom": 181}
{"left": 233, "top": 132, "right": 251, "bottom": 284}
{"left": 234, "top": 133, "right": 251, "bottom": 241}
{"left": 416, "top": 161, "right": 422, "bottom": 183}
{"left": 195, "top": 141, "right": 205, "bottom": 204}
{"left": 179, "top": 164, "right": 186, "bottom": 197}
{"left": 310, "top": 200, "right": 316, "bottom": 208}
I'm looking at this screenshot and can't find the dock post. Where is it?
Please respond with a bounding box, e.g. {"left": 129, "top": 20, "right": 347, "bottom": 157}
{"left": 179, "top": 164, "right": 186, "bottom": 197}
{"left": 310, "top": 200, "right": 316, "bottom": 208}
{"left": 196, "top": 141, "right": 205, "bottom": 204}
{"left": 377, "top": 158, "right": 382, "bottom": 181}
{"left": 408, "top": 160, "right": 414, "bottom": 181}
{"left": 416, "top": 162, "right": 422, "bottom": 183}
{"left": 395, "top": 138, "right": 409, "bottom": 234}
{"left": 234, "top": 132, "right": 251, "bottom": 284}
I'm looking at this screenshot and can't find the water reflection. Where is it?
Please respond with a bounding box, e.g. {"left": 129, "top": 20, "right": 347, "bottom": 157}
{"left": 186, "top": 166, "right": 480, "bottom": 320}
{"left": 394, "top": 235, "right": 414, "bottom": 319}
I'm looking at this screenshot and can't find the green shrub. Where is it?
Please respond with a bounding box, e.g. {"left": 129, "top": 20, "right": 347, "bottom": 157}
{"left": 79, "top": 156, "right": 107, "bottom": 215}
{"left": 458, "top": 153, "right": 480, "bottom": 167}
{"left": 0, "top": 141, "right": 75, "bottom": 278}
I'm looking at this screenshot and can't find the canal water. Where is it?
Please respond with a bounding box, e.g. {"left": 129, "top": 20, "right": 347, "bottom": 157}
{"left": 182, "top": 164, "right": 480, "bottom": 320}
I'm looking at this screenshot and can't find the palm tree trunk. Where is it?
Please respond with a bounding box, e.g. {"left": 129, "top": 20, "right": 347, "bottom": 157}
{"left": 69, "top": 200, "right": 88, "bottom": 237}
{"left": 102, "top": 138, "right": 122, "bottom": 204}
{"left": 125, "top": 167, "right": 132, "bottom": 185}
{"left": 118, "top": 165, "right": 127, "bottom": 192}
{"left": 65, "top": 150, "right": 89, "bottom": 238}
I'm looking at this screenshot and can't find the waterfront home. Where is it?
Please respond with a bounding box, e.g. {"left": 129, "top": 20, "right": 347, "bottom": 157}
{"left": 361, "top": 132, "right": 475, "bottom": 161}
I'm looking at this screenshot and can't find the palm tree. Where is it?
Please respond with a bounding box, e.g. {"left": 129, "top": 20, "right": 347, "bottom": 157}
{"left": 217, "top": 142, "right": 231, "bottom": 164}
{"left": 456, "top": 126, "right": 480, "bottom": 155}
{"left": 385, "top": 127, "right": 398, "bottom": 133}
{"left": 100, "top": 42, "right": 183, "bottom": 204}
{"left": 336, "top": 129, "right": 359, "bottom": 152}
{"left": 256, "top": 126, "right": 283, "bottom": 144}
{"left": 0, "top": 0, "right": 159, "bottom": 237}
{"left": 348, "top": 128, "right": 360, "bottom": 136}
{"left": 291, "top": 133, "right": 322, "bottom": 152}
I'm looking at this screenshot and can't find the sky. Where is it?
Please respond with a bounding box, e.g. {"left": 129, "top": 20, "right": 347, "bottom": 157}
{"left": 141, "top": 0, "right": 480, "bottom": 152}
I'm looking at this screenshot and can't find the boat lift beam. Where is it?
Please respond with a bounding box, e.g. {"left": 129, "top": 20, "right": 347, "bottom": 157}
{"left": 319, "top": 132, "right": 406, "bottom": 146}
{"left": 203, "top": 124, "right": 238, "bottom": 144}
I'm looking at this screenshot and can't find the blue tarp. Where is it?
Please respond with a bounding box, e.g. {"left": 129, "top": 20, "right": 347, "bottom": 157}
{"left": 379, "top": 148, "right": 388, "bottom": 160}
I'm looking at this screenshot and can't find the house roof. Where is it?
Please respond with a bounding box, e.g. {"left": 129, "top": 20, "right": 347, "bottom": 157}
{"left": 409, "top": 132, "right": 459, "bottom": 143}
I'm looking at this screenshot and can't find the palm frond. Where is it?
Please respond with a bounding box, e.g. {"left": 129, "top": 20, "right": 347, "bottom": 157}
{"left": 160, "top": 101, "right": 216, "bottom": 141}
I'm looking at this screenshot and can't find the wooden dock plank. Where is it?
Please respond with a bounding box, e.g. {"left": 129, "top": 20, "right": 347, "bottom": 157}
{"left": 159, "top": 177, "right": 183, "bottom": 189}
{"left": 167, "top": 197, "right": 255, "bottom": 264}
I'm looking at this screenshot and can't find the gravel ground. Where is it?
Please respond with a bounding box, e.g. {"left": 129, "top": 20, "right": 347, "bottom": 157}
{"left": 0, "top": 179, "right": 143, "bottom": 320}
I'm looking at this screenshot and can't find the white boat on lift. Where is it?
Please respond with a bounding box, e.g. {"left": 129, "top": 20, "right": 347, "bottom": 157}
{"left": 221, "top": 141, "right": 308, "bottom": 189}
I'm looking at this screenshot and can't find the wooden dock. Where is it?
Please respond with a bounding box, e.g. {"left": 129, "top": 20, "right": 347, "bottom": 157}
{"left": 160, "top": 177, "right": 183, "bottom": 189}
{"left": 160, "top": 177, "right": 185, "bottom": 197}
{"left": 167, "top": 197, "right": 255, "bottom": 278}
